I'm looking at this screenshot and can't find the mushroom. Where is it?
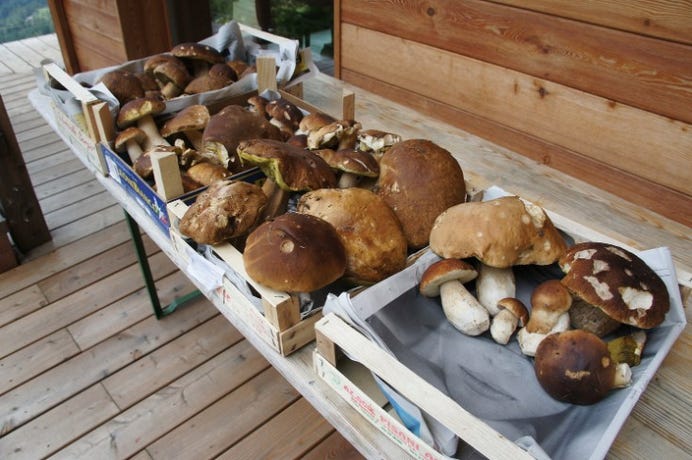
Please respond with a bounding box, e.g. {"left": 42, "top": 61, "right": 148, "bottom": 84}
{"left": 114, "top": 127, "right": 146, "bottom": 163}
{"left": 116, "top": 96, "right": 168, "bottom": 151}
{"left": 265, "top": 98, "right": 304, "bottom": 136}
{"left": 357, "top": 129, "right": 401, "bottom": 158}
{"left": 297, "top": 187, "right": 407, "bottom": 285}
{"left": 607, "top": 330, "right": 647, "bottom": 366}
{"left": 185, "top": 162, "right": 231, "bottom": 186}
{"left": 419, "top": 259, "right": 490, "bottom": 336}
{"left": 201, "top": 104, "right": 283, "bottom": 171}
{"left": 170, "top": 42, "right": 225, "bottom": 77}
{"left": 179, "top": 180, "right": 267, "bottom": 245}
{"left": 160, "top": 104, "right": 210, "bottom": 151}
{"left": 534, "top": 329, "right": 631, "bottom": 405}
{"left": 516, "top": 279, "right": 573, "bottom": 356}
{"left": 184, "top": 63, "right": 237, "bottom": 94}
{"left": 242, "top": 213, "right": 347, "bottom": 293}
{"left": 307, "top": 119, "right": 361, "bottom": 150}
{"left": 236, "top": 138, "right": 337, "bottom": 220}
{"left": 312, "top": 148, "right": 380, "bottom": 188}
{"left": 376, "top": 139, "right": 466, "bottom": 250}
{"left": 476, "top": 263, "right": 516, "bottom": 316}
{"left": 153, "top": 59, "right": 190, "bottom": 99}
{"left": 296, "top": 111, "right": 336, "bottom": 135}
{"left": 559, "top": 242, "right": 670, "bottom": 336}
{"left": 490, "top": 297, "right": 529, "bottom": 345}
{"left": 97, "top": 69, "right": 144, "bottom": 104}
{"left": 247, "top": 95, "right": 269, "bottom": 117}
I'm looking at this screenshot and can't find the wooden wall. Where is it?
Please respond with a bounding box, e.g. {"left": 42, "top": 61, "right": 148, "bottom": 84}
{"left": 334, "top": 0, "right": 692, "bottom": 226}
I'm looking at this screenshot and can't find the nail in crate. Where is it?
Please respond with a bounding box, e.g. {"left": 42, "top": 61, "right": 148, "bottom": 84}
{"left": 312, "top": 187, "right": 686, "bottom": 460}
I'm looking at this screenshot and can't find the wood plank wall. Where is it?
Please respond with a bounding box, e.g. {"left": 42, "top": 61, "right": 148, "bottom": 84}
{"left": 334, "top": 0, "right": 692, "bottom": 226}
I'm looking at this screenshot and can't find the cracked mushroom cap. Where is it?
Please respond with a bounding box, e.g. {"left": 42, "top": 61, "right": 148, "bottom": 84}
{"left": 357, "top": 129, "right": 402, "bottom": 155}
{"left": 98, "top": 70, "right": 144, "bottom": 104}
{"left": 161, "top": 105, "right": 210, "bottom": 138}
{"left": 430, "top": 196, "right": 567, "bottom": 268}
{"left": 376, "top": 139, "right": 466, "bottom": 250}
{"left": 419, "top": 259, "right": 478, "bottom": 297}
{"left": 179, "top": 180, "right": 267, "bottom": 245}
{"left": 534, "top": 329, "right": 628, "bottom": 405}
{"left": 297, "top": 187, "right": 407, "bottom": 285}
{"left": 266, "top": 98, "right": 304, "bottom": 131}
{"left": 171, "top": 42, "right": 225, "bottom": 66}
{"left": 237, "top": 139, "right": 337, "bottom": 191}
{"left": 116, "top": 96, "right": 166, "bottom": 129}
{"left": 243, "top": 212, "right": 347, "bottom": 292}
{"left": 559, "top": 242, "right": 670, "bottom": 330}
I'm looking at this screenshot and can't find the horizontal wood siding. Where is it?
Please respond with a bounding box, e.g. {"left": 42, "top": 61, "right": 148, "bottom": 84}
{"left": 338, "top": 0, "right": 692, "bottom": 226}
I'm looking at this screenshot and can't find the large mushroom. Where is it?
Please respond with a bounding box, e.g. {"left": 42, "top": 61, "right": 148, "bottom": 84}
{"left": 297, "top": 187, "right": 407, "bottom": 285}
{"left": 376, "top": 139, "right": 466, "bottom": 250}
{"left": 179, "top": 180, "right": 267, "bottom": 245}
{"left": 534, "top": 329, "right": 631, "bottom": 405}
{"left": 242, "top": 212, "right": 347, "bottom": 293}
{"left": 419, "top": 259, "right": 490, "bottom": 336}
{"left": 516, "top": 279, "right": 573, "bottom": 356}
{"left": 559, "top": 242, "right": 670, "bottom": 336}
{"left": 160, "top": 104, "right": 210, "bottom": 151}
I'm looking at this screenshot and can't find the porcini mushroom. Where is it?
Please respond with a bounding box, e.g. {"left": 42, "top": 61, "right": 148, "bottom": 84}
{"left": 98, "top": 70, "right": 144, "bottom": 104}
{"left": 266, "top": 98, "right": 304, "bottom": 136}
{"left": 476, "top": 264, "right": 516, "bottom": 316}
{"left": 114, "top": 126, "right": 146, "bottom": 163}
{"left": 517, "top": 279, "right": 573, "bottom": 356}
{"left": 185, "top": 162, "right": 231, "bottom": 186}
{"left": 490, "top": 297, "right": 529, "bottom": 345}
{"left": 312, "top": 148, "right": 379, "bottom": 188}
{"left": 116, "top": 96, "right": 168, "bottom": 150}
{"left": 243, "top": 213, "right": 347, "bottom": 293}
{"left": 534, "top": 329, "right": 631, "bottom": 405}
{"left": 153, "top": 59, "right": 190, "bottom": 99}
{"left": 559, "top": 242, "right": 670, "bottom": 336}
{"left": 160, "top": 104, "right": 210, "bottom": 151}
{"left": 184, "top": 63, "right": 237, "bottom": 94}
{"left": 357, "top": 129, "right": 402, "bottom": 158}
{"left": 171, "top": 42, "right": 224, "bottom": 77}
{"left": 419, "top": 259, "right": 490, "bottom": 336}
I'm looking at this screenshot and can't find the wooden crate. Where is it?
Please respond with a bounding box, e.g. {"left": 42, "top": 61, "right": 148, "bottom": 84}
{"left": 312, "top": 190, "right": 687, "bottom": 459}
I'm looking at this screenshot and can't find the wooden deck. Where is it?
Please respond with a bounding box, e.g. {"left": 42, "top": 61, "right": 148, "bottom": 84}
{"left": 0, "top": 35, "right": 360, "bottom": 459}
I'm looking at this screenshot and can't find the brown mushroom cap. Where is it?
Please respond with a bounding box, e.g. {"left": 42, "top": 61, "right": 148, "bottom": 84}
{"left": 143, "top": 54, "right": 183, "bottom": 75}
{"left": 186, "top": 162, "right": 231, "bottom": 186}
{"left": 161, "top": 105, "right": 210, "bottom": 137}
{"left": 534, "top": 329, "right": 621, "bottom": 405}
{"left": 114, "top": 127, "right": 146, "bottom": 152}
{"left": 430, "top": 196, "right": 567, "bottom": 268}
{"left": 313, "top": 148, "right": 379, "bottom": 178}
{"left": 559, "top": 242, "right": 670, "bottom": 330}
{"left": 116, "top": 97, "right": 166, "bottom": 129}
{"left": 497, "top": 297, "right": 529, "bottom": 326}
{"left": 376, "top": 139, "right": 466, "bottom": 250}
{"left": 298, "top": 112, "right": 336, "bottom": 133}
{"left": 171, "top": 42, "right": 225, "bottom": 65}
{"left": 297, "top": 187, "right": 407, "bottom": 285}
{"left": 357, "top": 129, "right": 402, "bottom": 154}
{"left": 419, "top": 258, "right": 478, "bottom": 297}
{"left": 184, "top": 63, "right": 237, "bottom": 94}
{"left": 236, "top": 139, "right": 337, "bottom": 191}
{"left": 98, "top": 70, "right": 144, "bottom": 104}
{"left": 179, "top": 180, "right": 267, "bottom": 245}
{"left": 266, "top": 98, "right": 304, "bottom": 131}
{"left": 243, "top": 212, "right": 347, "bottom": 292}
{"left": 202, "top": 105, "right": 283, "bottom": 172}
{"left": 227, "top": 60, "right": 249, "bottom": 77}
{"left": 526, "top": 279, "right": 573, "bottom": 333}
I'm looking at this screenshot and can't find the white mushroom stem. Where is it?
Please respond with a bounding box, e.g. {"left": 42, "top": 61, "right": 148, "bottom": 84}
{"left": 490, "top": 309, "right": 520, "bottom": 345}
{"left": 138, "top": 115, "right": 169, "bottom": 151}
{"left": 260, "top": 179, "right": 290, "bottom": 221}
{"left": 337, "top": 172, "right": 360, "bottom": 188}
{"left": 476, "top": 264, "right": 516, "bottom": 316}
{"left": 517, "top": 312, "right": 570, "bottom": 356}
{"left": 613, "top": 363, "right": 632, "bottom": 388}
{"left": 440, "top": 281, "right": 490, "bottom": 336}
{"left": 125, "top": 139, "right": 144, "bottom": 163}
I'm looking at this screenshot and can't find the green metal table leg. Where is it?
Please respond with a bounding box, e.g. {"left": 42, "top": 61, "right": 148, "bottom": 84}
{"left": 123, "top": 210, "right": 200, "bottom": 318}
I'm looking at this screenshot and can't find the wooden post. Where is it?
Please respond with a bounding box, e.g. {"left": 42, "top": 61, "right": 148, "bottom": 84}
{"left": 0, "top": 96, "right": 51, "bottom": 253}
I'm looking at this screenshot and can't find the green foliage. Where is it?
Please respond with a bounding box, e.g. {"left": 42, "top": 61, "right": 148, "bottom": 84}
{"left": 0, "top": 0, "right": 54, "bottom": 43}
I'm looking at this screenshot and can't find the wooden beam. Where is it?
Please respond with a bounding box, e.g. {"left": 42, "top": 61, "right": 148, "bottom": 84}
{"left": 0, "top": 96, "right": 51, "bottom": 253}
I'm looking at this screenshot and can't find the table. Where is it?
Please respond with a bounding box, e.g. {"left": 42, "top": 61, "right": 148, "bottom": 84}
{"left": 30, "top": 72, "right": 691, "bottom": 459}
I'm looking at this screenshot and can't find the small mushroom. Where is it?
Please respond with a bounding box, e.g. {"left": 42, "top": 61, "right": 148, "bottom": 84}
{"left": 185, "top": 162, "right": 231, "bottom": 186}
{"left": 534, "top": 329, "right": 631, "bottom": 405}
{"left": 116, "top": 96, "right": 168, "bottom": 150}
{"left": 160, "top": 104, "right": 210, "bottom": 151}
{"left": 297, "top": 111, "right": 336, "bottom": 135}
{"left": 490, "top": 297, "right": 529, "bottom": 345}
{"left": 476, "top": 264, "right": 516, "bottom": 316}
{"left": 517, "top": 279, "right": 573, "bottom": 356}
{"left": 357, "top": 129, "right": 402, "bottom": 158}
{"left": 266, "top": 98, "right": 304, "bottom": 136}
{"left": 153, "top": 59, "right": 190, "bottom": 99}
{"left": 312, "top": 148, "right": 380, "bottom": 188}
{"left": 307, "top": 119, "right": 361, "bottom": 150}
{"left": 419, "top": 259, "right": 490, "bottom": 336}
{"left": 607, "top": 330, "right": 647, "bottom": 367}
{"left": 114, "top": 127, "right": 146, "bottom": 163}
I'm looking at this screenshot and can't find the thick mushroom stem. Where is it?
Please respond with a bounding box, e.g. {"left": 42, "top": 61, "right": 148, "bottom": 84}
{"left": 613, "top": 363, "right": 632, "bottom": 388}
{"left": 516, "top": 312, "right": 570, "bottom": 356}
{"left": 337, "top": 172, "right": 360, "bottom": 188}
{"left": 476, "top": 264, "right": 516, "bottom": 316}
{"left": 139, "top": 116, "right": 169, "bottom": 150}
{"left": 124, "top": 139, "right": 144, "bottom": 163}
{"left": 490, "top": 308, "right": 519, "bottom": 344}
{"left": 260, "top": 179, "right": 290, "bottom": 221}
{"left": 439, "top": 281, "right": 490, "bottom": 336}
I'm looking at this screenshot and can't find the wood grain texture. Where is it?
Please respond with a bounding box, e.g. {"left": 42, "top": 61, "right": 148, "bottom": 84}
{"left": 340, "top": 24, "right": 692, "bottom": 197}
{"left": 341, "top": 0, "right": 692, "bottom": 123}
{"left": 491, "top": 0, "right": 692, "bottom": 45}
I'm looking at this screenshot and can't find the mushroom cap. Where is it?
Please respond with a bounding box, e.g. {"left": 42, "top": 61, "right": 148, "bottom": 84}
{"left": 559, "top": 242, "right": 670, "bottom": 329}
{"left": 376, "top": 139, "right": 466, "bottom": 250}
{"left": 313, "top": 148, "right": 380, "bottom": 178}
{"left": 186, "top": 162, "right": 231, "bottom": 186}
{"left": 286, "top": 134, "right": 308, "bottom": 149}
{"left": 202, "top": 105, "right": 283, "bottom": 172}
{"left": 266, "top": 98, "right": 304, "bottom": 131}
{"left": 298, "top": 112, "right": 336, "bottom": 133}
{"left": 161, "top": 104, "right": 210, "bottom": 137}
{"left": 497, "top": 297, "right": 529, "bottom": 326}
{"left": 297, "top": 187, "right": 407, "bottom": 285}
{"left": 243, "top": 212, "right": 347, "bottom": 292}
{"left": 143, "top": 54, "right": 183, "bottom": 75}
{"left": 114, "top": 127, "right": 146, "bottom": 152}
{"left": 184, "top": 63, "right": 237, "bottom": 94}
{"left": 227, "top": 60, "right": 249, "bottom": 76}
{"left": 171, "top": 42, "right": 225, "bottom": 65}
{"left": 357, "top": 129, "right": 402, "bottom": 154}
{"left": 236, "top": 139, "right": 337, "bottom": 191}
{"left": 534, "top": 329, "right": 619, "bottom": 405}
{"left": 153, "top": 60, "right": 190, "bottom": 90}
{"left": 306, "top": 120, "right": 361, "bottom": 150}
{"left": 531, "top": 279, "right": 573, "bottom": 315}
{"left": 430, "top": 196, "right": 567, "bottom": 268}
{"left": 98, "top": 70, "right": 144, "bottom": 104}
{"left": 179, "top": 180, "right": 267, "bottom": 245}
{"left": 116, "top": 96, "right": 166, "bottom": 129}
{"left": 419, "top": 258, "right": 478, "bottom": 297}
{"left": 247, "top": 95, "right": 269, "bottom": 117}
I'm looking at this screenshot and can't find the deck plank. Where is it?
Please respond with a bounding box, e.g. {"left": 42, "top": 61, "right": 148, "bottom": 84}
{"left": 0, "top": 285, "right": 48, "bottom": 328}
{"left": 38, "top": 179, "right": 105, "bottom": 214}
{"left": 43, "top": 190, "right": 118, "bottom": 231}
